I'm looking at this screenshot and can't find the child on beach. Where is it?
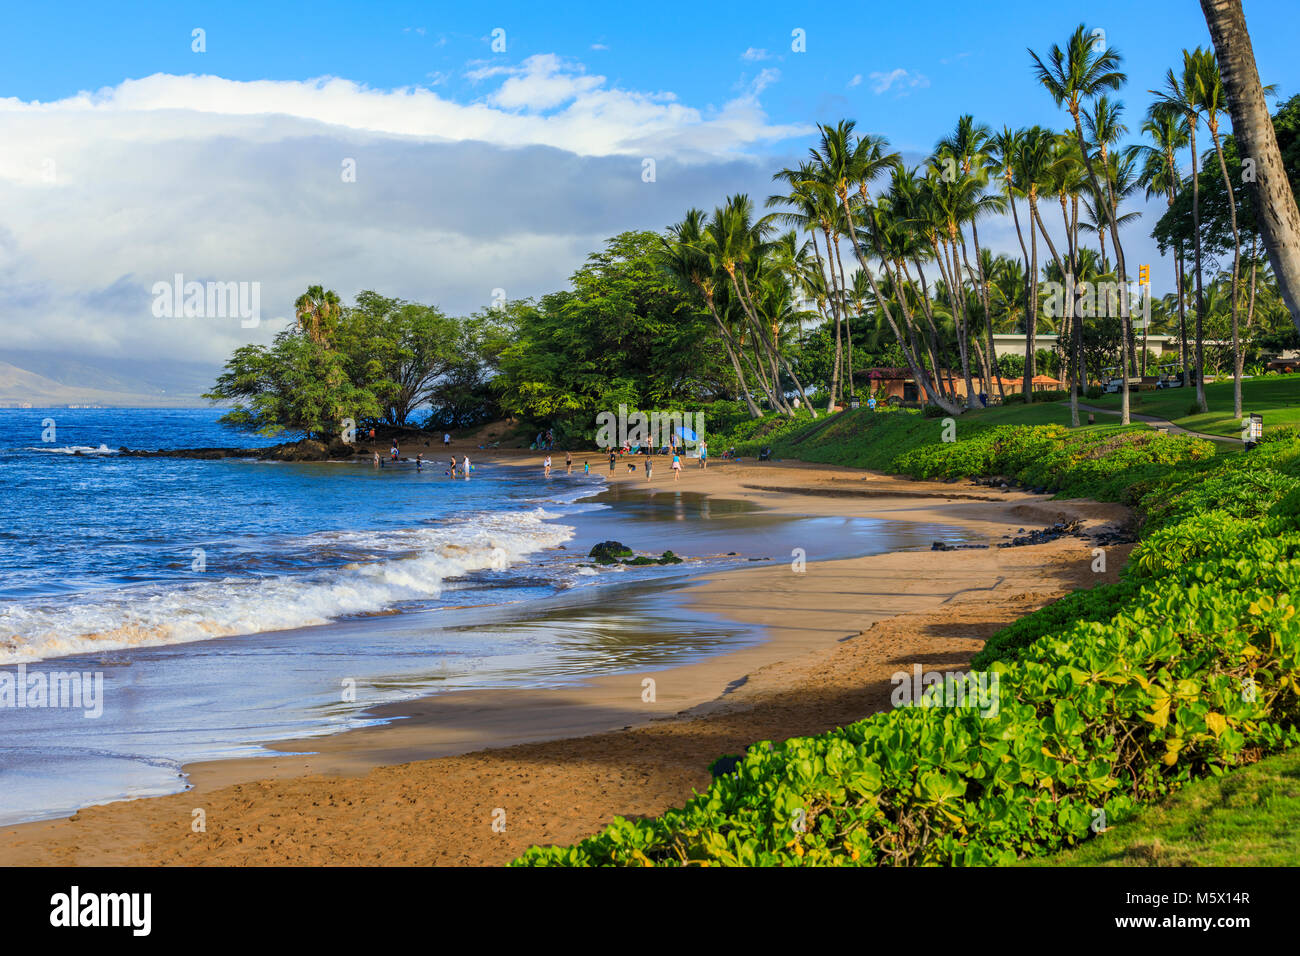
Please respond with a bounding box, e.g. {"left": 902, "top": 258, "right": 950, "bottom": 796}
{"left": 608, "top": 450, "right": 616, "bottom": 473}
{"left": 671, "top": 453, "right": 681, "bottom": 480}
{"left": 390, "top": 443, "right": 399, "bottom": 460}
{"left": 645, "top": 457, "right": 653, "bottom": 481}
{"left": 372, "top": 452, "right": 380, "bottom": 467}
{"left": 416, "top": 453, "right": 423, "bottom": 471}
{"left": 583, "top": 461, "right": 589, "bottom": 474}
{"left": 543, "top": 455, "right": 551, "bottom": 477}
{"left": 565, "top": 451, "right": 572, "bottom": 473}
{"left": 699, "top": 440, "right": 708, "bottom": 469}
{"left": 462, "top": 455, "right": 471, "bottom": 478}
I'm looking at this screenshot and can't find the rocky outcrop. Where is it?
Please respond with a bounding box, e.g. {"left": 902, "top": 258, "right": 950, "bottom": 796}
{"left": 117, "top": 438, "right": 357, "bottom": 461}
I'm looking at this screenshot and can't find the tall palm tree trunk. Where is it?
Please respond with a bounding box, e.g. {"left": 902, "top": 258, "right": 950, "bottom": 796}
{"left": 832, "top": 237, "right": 856, "bottom": 402}
{"left": 735, "top": 268, "right": 818, "bottom": 416}
{"left": 1188, "top": 121, "right": 1209, "bottom": 411}
{"left": 840, "top": 199, "right": 964, "bottom": 414}
{"left": 1209, "top": 125, "right": 1244, "bottom": 417}
{"left": 1068, "top": 110, "right": 1132, "bottom": 424}
{"left": 1201, "top": 0, "right": 1300, "bottom": 334}
{"left": 1024, "top": 196, "right": 1040, "bottom": 399}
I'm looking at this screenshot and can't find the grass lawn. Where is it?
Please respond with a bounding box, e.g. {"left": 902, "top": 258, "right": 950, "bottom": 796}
{"left": 961, "top": 401, "right": 1121, "bottom": 428}
{"left": 1083, "top": 373, "right": 1300, "bottom": 438}
{"left": 1026, "top": 748, "right": 1300, "bottom": 867}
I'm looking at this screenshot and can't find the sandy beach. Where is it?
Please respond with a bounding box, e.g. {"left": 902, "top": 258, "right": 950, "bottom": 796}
{"left": 0, "top": 448, "right": 1131, "bottom": 866}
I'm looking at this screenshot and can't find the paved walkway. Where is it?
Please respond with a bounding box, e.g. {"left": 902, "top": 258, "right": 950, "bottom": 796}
{"left": 1073, "top": 402, "right": 1242, "bottom": 444}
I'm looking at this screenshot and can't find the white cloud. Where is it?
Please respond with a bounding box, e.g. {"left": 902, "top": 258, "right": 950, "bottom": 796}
{"left": 868, "top": 68, "right": 930, "bottom": 95}
{"left": 0, "top": 58, "right": 806, "bottom": 161}
{"left": 848, "top": 74, "right": 862, "bottom": 88}
{"left": 749, "top": 68, "right": 780, "bottom": 96}
{"left": 0, "top": 56, "right": 807, "bottom": 370}
{"left": 741, "top": 48, "right": 770, "bottom": 61}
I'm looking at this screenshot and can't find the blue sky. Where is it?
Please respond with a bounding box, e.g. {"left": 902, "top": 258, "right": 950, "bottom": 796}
{"left": 0, "top": 0, "right": 1297, "bottom": 382}
{"left": 6, "top": 0, "right": 1297, "bottom": 153}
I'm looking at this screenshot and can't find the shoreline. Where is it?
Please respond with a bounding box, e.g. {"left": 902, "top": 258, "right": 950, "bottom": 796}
{"left": 0, "top": 454, "right": 1132, "bottom": 864}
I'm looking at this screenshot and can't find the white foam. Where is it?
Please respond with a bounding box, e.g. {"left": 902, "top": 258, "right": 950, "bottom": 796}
{"left": 27, "top": 444, "right": 117, "bottom": 455}
{"left": 0, "top": 509, "right": 573, "bottom": 664}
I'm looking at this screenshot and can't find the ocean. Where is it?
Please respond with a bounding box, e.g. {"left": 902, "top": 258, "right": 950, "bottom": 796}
{"left": 0, "top": 407, "right": 975, "bottom": 825}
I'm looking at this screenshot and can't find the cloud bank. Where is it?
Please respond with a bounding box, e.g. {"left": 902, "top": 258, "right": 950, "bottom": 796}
{"left": 0, "top": 55, "right": 808, "bottom": 369}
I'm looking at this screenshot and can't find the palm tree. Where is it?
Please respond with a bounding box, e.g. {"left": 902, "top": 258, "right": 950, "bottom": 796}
{"left": 1152, "top": 51, "right": 1209, "bottom": 411}
{"left": 770, "top": 162, "right": 849, "bottom": 410}
{"left": 711, "top": 195, "right": 818, "bottom": 416}
{"left": 1031, "top": 23, "right": 1134, "bottom": 424}
{"left": 1195, "top": 50, "right": 1245, "bottom": 417}
{"left": 1040, "top": 133, "right": 1088, "bottom": 422}
{"left": 938, "top": 115, "right": 1006, "bottom": 405}
{"left": 293, "top": 285, "right": 342, "bottom": 346}
{"left": 810, "top": 121, "right": 901, "bottom": 403}
{"left": 662, "top": 210, "right": 763, "bottom": 418}
{"left": 1131, "top": 105, "right": 1192, "bottom": 386}
{"left": 1011, "top": 126, "right": 1056, "bottom": 399}
{"left": 807, "top": 123, "right": 961, "bottom": 414}
{"left": 860, "top": 174, "right": 964, "bottom": 414}
{"left": 1200, "top": 0, "right": 1300, "bottom": 335}
{"left": 882, "top": 167, "right": 953, "bottom": 400}
{"left": 988, "top": 127, "right": 1037, "bottom": 397}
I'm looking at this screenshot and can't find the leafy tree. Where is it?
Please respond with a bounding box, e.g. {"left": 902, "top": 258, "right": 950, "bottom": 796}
{"left": 205, "top": 326, "right": 381, "bottom": 439}
{"left": 339, "top": 291, "right": 460, "bottom": 426}
{"left": 424, "top": 310, "right": 512, "bottom": 430}
{"left": 495, "top": 231, "right": 725, "bottom": 439}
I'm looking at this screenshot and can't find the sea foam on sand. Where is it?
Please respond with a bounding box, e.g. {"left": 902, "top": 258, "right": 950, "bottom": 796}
{"left": 0, "top": 509, "right": 573, "bottom": 664}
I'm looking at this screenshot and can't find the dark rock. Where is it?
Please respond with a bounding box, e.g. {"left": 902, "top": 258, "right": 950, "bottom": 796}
{"left": 996, "top": 519, "right": 1085, "bottom": 548}
{"left": 589, "top": 540, "right": 633, "bottom": 564}
{"left": 708, "top": 754, "right": 743, "bottom": 779}
{"left": 325, "top": 437, "right": 356, "bottom": 458}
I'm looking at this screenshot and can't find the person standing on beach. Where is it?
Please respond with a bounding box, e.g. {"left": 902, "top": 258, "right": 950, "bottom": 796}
{"left": 372, "top": 451, "right": 380, "bottom": 468}
{"left": 462, "top": 455, "right": 471, "bottom": 479}
{"left": 443, "top": 432, "right": 451, "bottom": 448}
{"left": 671, "top": 452, "right": 681, "bottom": 481}
{"left": 699, "top": 440, "right": 708, "bottom": 470}
{"left": 543, "top": 454, "right": 551, "bottom": 478}
{"left": 416, "top": 453, "right": 424, "bottom": 472}
{"left": 583, "top": 460, "right": 589, "bottom": 474}
{"left": 608, "top": 449, "right": 616, "bottom": 474}
{"left": 565, "top": 450, "right": 572, "bottom": 474}
{"left": 645, "top": 456, "right": 653, "bottom": 481}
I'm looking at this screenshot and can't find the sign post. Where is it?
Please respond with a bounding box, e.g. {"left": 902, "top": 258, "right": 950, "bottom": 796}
{"left": 1244, "top": 413, "right": 1263, "bottom": 450}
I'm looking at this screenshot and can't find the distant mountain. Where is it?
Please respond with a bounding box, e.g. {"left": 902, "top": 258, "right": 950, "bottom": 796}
{"left": 0, "top": 352, "right": 221, "bottom": 407}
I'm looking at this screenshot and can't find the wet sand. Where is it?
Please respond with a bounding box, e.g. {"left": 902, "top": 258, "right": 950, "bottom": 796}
{"left": 0, "top": 448, "right": 1132, "bottom": 865}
